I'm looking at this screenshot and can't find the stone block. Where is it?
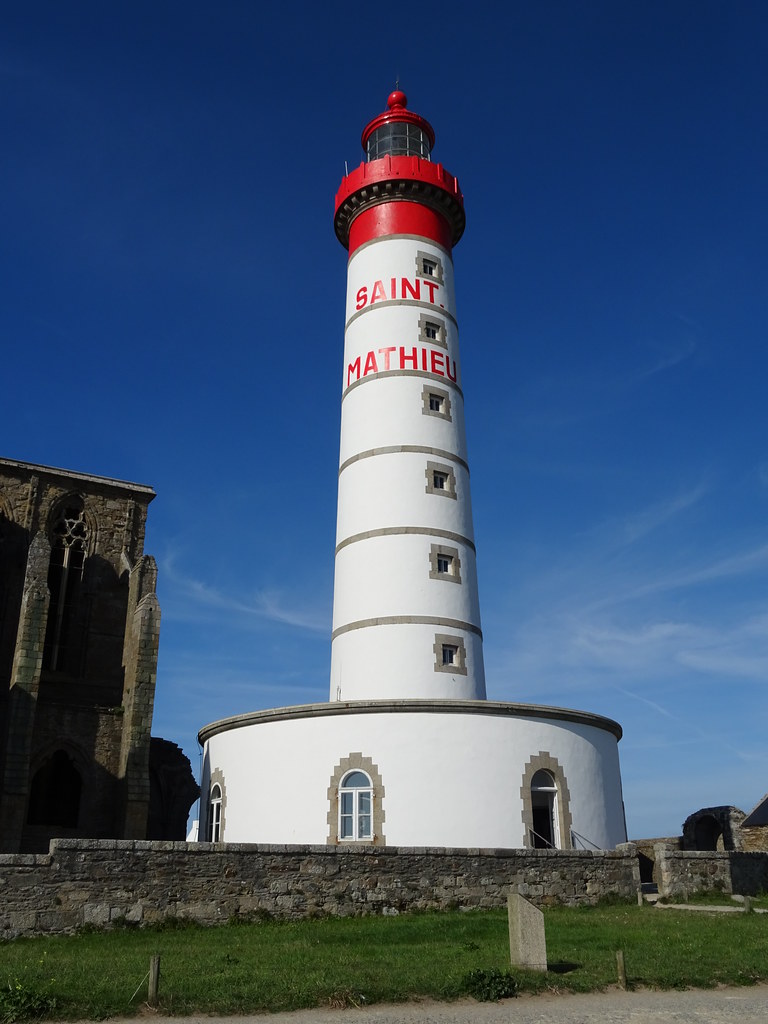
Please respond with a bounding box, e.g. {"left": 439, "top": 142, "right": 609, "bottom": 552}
{"left": 8, "top": 911, "right": 37, "bottom": 932}
{"left": 83, "top": 903, "right": 111, "bottom": 926}
{"left": 508, "top": 892, "right": 547, "bottom": 971}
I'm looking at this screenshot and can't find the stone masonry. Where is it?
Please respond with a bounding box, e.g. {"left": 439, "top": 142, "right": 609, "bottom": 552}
{"left": 1, "top": 838, "right": 765, "bottom": 939}
{"left": 655, "top": 844, "right": 768, "bottom": 899}
{"left": 0, "top": 838, "right": 642, "bottom": 938}
{"left": 0, "top": 458, "right": 195, "bottom": 853}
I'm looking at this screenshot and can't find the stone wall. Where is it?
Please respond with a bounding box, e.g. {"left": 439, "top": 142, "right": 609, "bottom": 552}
{"left": 655, "top": 845, "right": 768, "bottom": 898}
{"left": 0, "top": 838, "right": 641, "bottom": 938}
{"left": 632, "top": 836, "right": 679, "bottom": 884}
{"left": 741, "top": 825, "right": 768, "bottom": 853}
{"left": 3, "top": 839, "right": 766, "bottom": 939}
{"left": 681, "top": 806, "right": 745, "bottom": 851}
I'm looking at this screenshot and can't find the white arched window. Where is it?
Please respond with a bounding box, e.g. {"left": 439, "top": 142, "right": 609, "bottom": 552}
{"left": 206, "top": 783, "right": 223, "bottom": 842}
{"left": 339, "top": 770, "right": 373, "bottom": 841}
{"left": 530, "top": 769, "right": 559, "bottom": 848}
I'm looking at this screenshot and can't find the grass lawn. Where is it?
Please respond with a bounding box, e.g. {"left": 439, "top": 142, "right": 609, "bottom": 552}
{"left": 1, "top": 902, "right": 767, "bottom": 1019}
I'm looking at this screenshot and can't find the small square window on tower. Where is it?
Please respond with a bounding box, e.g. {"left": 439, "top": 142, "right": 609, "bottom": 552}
{"left": 429, "top": 543, "right": 462, "bottom": 583}
{"left": 433, "top": 633, "right": 467, "bottom": 674}
{"left": 425, "top": 461, "right": 457, "bottom": 498}
{"left": 418, "top": 314, "right": 447, "bottom": 348}
{"left": 422, "top": 385, "right": 452, "bottom": 421}
{"left": 415, "top": 250, "right": 445, "bottom": 285}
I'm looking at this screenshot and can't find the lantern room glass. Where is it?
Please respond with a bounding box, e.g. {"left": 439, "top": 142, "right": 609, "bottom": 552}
{"left": 367, "top": 122, "right": 431, "bottom": 161}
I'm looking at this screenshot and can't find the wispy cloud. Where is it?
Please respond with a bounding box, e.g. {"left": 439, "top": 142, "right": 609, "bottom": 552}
{"left": 498, "top": 602, "right": 768, "bottom": 689}
{"left": 516, "top": 337, "right": 697, "bottom": 430}
{"left": 609, "top": 542, "right": 768, "bottom": 606}
{"left": 161, "top": 555, "right": 329, "bottom": 633}
{"left": 487, "top": 478, "right": 768, "bottom": 700}
{"left": 617, "top": 481, "right": 709, "bottom": 545}
{"left": 676, "top": 646, "right": 768, "bottom": 681}
{"left": 613, "top": 683, "right": 753, "bottom": 762}
{"left": 634, "top": 336, "right": 697, "bottom": 382}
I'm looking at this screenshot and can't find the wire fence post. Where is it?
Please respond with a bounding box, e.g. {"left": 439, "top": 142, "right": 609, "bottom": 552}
{"left": 148, "top": 954, "right": 161, "bottom": 1006}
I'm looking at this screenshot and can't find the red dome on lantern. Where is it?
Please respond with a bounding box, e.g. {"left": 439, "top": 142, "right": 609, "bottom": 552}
{"left": 361, "top": 90, "right": 436, "bottom": 155}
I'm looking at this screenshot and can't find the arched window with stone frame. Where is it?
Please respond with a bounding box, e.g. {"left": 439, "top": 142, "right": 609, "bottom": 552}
{"left": 204, "top": 770, "right": 226, "bottom": 842}
{"left": 207, "top": 784, "right": 223, "bottom": 842}
{"left": 327, "top": 753, "right": 385, "bottom": 846}
{"left": 339, "top": 770, "right": 373, "bottom": 840}
{"left": 520, "top": 752, "right": 573, "bottom": 850}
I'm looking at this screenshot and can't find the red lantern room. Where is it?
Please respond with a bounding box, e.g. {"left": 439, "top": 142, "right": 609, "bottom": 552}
{"left": 334, "top": 90, "right": 465, "bottom": 255}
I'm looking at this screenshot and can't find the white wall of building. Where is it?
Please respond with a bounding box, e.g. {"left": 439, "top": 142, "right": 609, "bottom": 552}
{"left": 331, "top": 626, "right": 485, "bottom": 702}
{"left": 339, "top": 371, "right": 469, "bottom": 468}
{"left": 333, "top": 535, "right": 481, "bottom": 623}
{"left": 200, "top": 704, "right": 627, "bottom": 851}
{"left": 335, "top": 454, "right": 474, "bottom": 541}
{"left": 332, "top": 231, "right": 485, "bottom": 703}
{"left": 343, "top": 238, "right": 457, "bottom": 325}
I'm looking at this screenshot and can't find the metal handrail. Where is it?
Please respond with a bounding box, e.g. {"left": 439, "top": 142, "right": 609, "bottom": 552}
{"left": 570, "top": 828, "right": 602, "bottom": 850}
{"left": 528, "top": 828, "right": 555, "bottom": 849}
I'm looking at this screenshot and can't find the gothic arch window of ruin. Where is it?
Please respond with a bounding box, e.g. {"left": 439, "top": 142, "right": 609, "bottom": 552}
{"left": 27, "top": 749, "right": 82, "bottom": 828}
{"left": 0, "top": 498, "right": 13, "bottom": 538}
{"left": 694, "top": 814, "right": 724, "bottom": 851}
{"left": 520, "top": 752, "right": 573, "bottom": 850}
{"left": 0, "top": 499, "right": 25, "bottom": 680}
{"left": 682, "top": 806, "right": 744, "bottom": 852}
{"left": 43, "top": 496, "right": 89, "bottom": 673}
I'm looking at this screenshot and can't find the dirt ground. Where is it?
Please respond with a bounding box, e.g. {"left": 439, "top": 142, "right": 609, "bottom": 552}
{"left": 131, "top": 984, "right": 768, "bottom": 1024}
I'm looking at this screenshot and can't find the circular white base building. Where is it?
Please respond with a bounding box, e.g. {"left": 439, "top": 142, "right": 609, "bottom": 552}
{"left": 197, "top": 93, "right": 627, "bottom": 853}
{"left": 199, "top": 699, "right": 626, "bottom": 850}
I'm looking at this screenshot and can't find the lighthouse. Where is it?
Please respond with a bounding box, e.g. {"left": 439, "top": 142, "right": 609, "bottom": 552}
{"left": 331, "top": 90, "right": 484, "bottom": 703}
{"left": 198, "top": 91, "right": 627, "bottom": 853}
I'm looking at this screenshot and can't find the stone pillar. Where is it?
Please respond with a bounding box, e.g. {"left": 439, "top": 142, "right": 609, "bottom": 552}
{"left": 507, "top": 892, "right": 547, "bottom": 971}
{"left": 119, "top": 556, "right": 160, "bottom": 839}
{"left": 0, "top": 533, "right": 51, "bottom": 852}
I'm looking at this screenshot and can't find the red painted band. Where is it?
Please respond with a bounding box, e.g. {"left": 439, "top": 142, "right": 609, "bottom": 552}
{"left": 335, "top": 157, "right": 462, "bottom": 216}
{"left": 348, "top": 202, "right": 453, "bottom": 255}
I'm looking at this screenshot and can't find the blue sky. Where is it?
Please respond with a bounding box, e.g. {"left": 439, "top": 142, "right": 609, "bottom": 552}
{"left": 3, "top": 2, "right": 767, "bottom": 840}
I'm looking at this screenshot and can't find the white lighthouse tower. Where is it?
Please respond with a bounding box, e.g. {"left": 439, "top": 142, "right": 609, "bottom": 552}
{"left": 197, "top": 91, "right": 628, "bottom": 853}
{"left": 331, "top": 90, "right": 484, "bottom": 703}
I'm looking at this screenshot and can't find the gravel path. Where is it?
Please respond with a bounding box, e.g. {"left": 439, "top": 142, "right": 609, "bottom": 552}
{"left": 158, "top": 985, "right": 768, "bottom": 1024}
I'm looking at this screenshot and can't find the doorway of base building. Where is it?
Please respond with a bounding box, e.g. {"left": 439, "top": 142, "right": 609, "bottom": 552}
{"left": 530, "top": 769, "right": 559, "bottom": 848}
